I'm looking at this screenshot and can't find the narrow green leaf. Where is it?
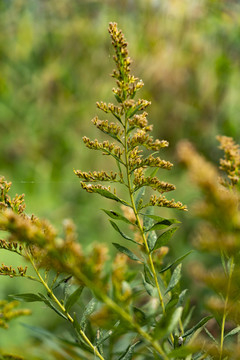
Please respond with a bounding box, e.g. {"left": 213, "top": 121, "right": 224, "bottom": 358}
{"left": 101, "top": 147, "right": 125, "bottom": 165}
{"left": 146, "top": 221, "right": 179, "bottom": 232}
{"left": 167, "top": 306, "right": 183, "bottom": 335}
{"left": 154, "top": 307, "right": 183, "bottom": 339}
{"left": 23, "top": 322, "right": 90, "bottom": 355}
{"left": 165, "top": 296, "right": 179, "bottom": 312}
{"left": 220, "top": 250, "right": 227, "bottom": 275}
{"left": 96, "top": 321, "right": 120, "bottom": 346}
{"left": 147, "top": 231, "right": 157, "bottom": 251}
{"left": 80, "top": 298, "right": 97, "bottom": 330}
{"left": 127, "top": 126, "right": 135, "bottom": 135}
{"left": 72, "top": 314, "right": 93, "bottom": 351}
{"left": 9, "top": 293, "right": 43, "bottom": 303}
{"left": 165, "top": 264, "right": 182, "bottom": 294}
{"left": 38, "top": 293, "right": 68, "bottom": 320}
{"left": 52, "top": 275, "right": 72, "bottom": 290}
{"left": 94, "top": 329, "right": 104, "bottom": 356}
{"left": 112, "top": 112, "right": 122, "bottom": 123}
{"left": 119, "top": 341, "right": 140, "bottom": 360}
{"left": 102, "top": 209, "right": 133, "bottom": 224}
{"left": 97, "top": 128, "right": 123, "bottom": 145}
{"left": 159, "top": 251, "right": 193, "bottom": 273}
{"left": 141, "top": 273, "right": 154, "bottom": 296}
{"left": 143, "top": 208, "right": 157, "bottom": 250}
{"left": 143, "top": 214, "right": 181, "bottom": 224}
{"left": 143, "top": 215, "right": 180, "bottom": 232}
{"left": 133, "top": 307, "right": 147, "bottom": 326}
{"left": 153, "top": 227, "right": 179, "bottom": 252}
{"left": 204, "top": 327, "right": 218, "bottom": 344}
{"left": 65, "top": 286, "right": 84, "bottom": 312}
{"left": 143, "top": 207, "right": 154, "bottom": 229}
{"left": 110, "top": 221, "right": 138, "bottom": 244}
{"left": 112, "top": 243, "right": 141, "bottom": 262}
{"left": 91, "top": 187, "right": 129, "bottom": 206}
{"left": 21, "top": 322, "right": 57, "bottom": 339}
{"left": 224, "top": 326, "right": 240, "bottom": 339}
{"left": 182, "top": 316, "right": 213, "bottom": 338}
{"left": 134, "top": 187, "right": 145, "bottom": 210}
{"left": 227, "top": 257, "right": 235, "bottom": 275}
{"left": 22, "top": 321, "right": 87, "bottom": 353}
{"left": 126, "top": 103, "right": 143, "bottom": 118}
{"left": 113, "top": 93, "right": 122, "bottom": 103}
{"left": 144, "top": 264, "right": 154, "bottom": 286}
{"left": 116, "top": 157, "right": 123, "bottom": 174}
{"left": 63, "top": 279, "right": 72, "bottom": 302}
{"left": 177, "top": 289, "right": 188, "bottom": 307}
{"left": 146, "top": 166, "right": 159, "bottom": 178}
{"left": 183, "top": 306, "right": 195, "bottom": 330}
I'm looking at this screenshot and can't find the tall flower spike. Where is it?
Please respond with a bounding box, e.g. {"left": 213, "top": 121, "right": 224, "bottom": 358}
{"left": 74, "top": 25, "right": 187, "bottom": 334}
{"left": 76, "top": 22, "right": 186, "bottom": 213}
{"left": 109, "top": 22, "right": 144, "bottom": 102}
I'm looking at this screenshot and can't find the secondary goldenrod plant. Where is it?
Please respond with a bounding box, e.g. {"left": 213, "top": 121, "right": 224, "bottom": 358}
{"left": 0, "top": 23, "right": 223, "bottom": 360}
{"left": 0, "top": 299, "right": 31, "bottom": 330}
{"left": 178, "top": 136, "right": 240, "bottom": 360}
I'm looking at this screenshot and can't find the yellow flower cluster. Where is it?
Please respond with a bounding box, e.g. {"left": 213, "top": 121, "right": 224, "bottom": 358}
{"left": 133, "top": 168, "right": 176, "bottom": 193}
{"left": 129, "top": 112, "right": 152, "bottom": 131}
{"left": 92, "top": 116, "right": 123, "bottom": 138}
{"left": 128, "top": 130, "right": 169, "bottom": 151}
{"left": 217, "top": 135, "right": 240, "bottom": 187}
{"left": 149, "top": 194, "right": 187, "bottom": 210}
{"left": 81, "top": 182, "right": 111, "bottom": 193}
{"left": 0, "top": 177, "right": 25, "bottom": 214}
{"left": 0, "top": 300, "right": 31, "bottom": 329}
{"left": 0, "top": 264, "right": 27, "bottom": 278}
{"left": 74, "top": 170, "right": 117, "bottom": 182}
{"left": 82, "top": 136, "right": 123, "bottom": 159}
{"left": 96, "top": 101, "right": 123, "bottom": 117}
{"left": 0, "top": 239, "right": 23, "bottom": 254}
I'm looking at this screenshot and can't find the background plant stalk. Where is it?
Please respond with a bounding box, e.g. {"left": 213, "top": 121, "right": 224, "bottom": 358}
{"left": 219, "top": 257, "right": 234, "bottom": 360}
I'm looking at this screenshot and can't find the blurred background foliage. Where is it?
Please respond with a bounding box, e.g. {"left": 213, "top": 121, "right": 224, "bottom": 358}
{"left": 1, "top": 0, "right": 240, "bottom": 355}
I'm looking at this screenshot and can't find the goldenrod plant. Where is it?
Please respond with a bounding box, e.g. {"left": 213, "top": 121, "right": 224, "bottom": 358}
{"left": 178, "top": 136, "right": 240, "bottom": 359}
{"left": 0, "top": 300, "right": 31, "bottom": 330}
{"left": 0, "top": 23, "right": 239, "bottom": 360}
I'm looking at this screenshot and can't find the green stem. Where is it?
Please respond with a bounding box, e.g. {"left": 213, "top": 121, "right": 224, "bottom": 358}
{"left": 123, "top": 115, "right": 166, "bottom": 315}
{"left": 119, "top": 114, "right": 171, "bottom": 357}
{"left": 26, "top": 250, "right": 105, "bottom": 360}
{"left": 219, "top": 257, "right": 234, "bottom": 360}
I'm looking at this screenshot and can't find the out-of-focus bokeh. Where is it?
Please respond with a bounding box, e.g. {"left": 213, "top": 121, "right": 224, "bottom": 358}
{"left": 1, "top": 0, "right": 240, "bottom": 353}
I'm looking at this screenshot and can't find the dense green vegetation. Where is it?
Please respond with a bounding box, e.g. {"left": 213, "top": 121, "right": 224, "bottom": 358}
{"left": 1, "top": 0, "right": 240, "bottom": 225}
{"left": 0, "top": 1, "right": 240, "bottom": 359}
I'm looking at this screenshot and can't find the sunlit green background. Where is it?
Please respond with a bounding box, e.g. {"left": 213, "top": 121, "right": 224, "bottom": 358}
{"left": 1, "top": 0, "right": 240, "bottom": 356}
